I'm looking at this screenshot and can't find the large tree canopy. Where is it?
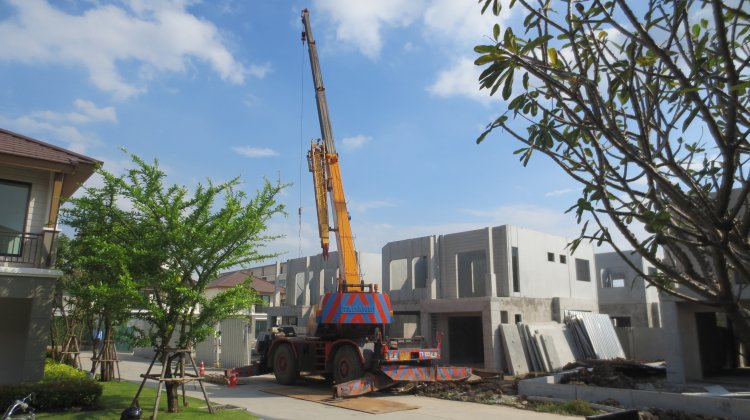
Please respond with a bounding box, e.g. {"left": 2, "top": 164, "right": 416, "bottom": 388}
{"left": 63, "top": 153, "right": 285, "bottom": 408}
{"left": 97, "top": 154, "right": 286, "bottom": 349}
{"left": 475, "top": 0, "right": 749, "bottom": 345}
{"left": 60, "top": 180, "right": 143, "bottom": 379}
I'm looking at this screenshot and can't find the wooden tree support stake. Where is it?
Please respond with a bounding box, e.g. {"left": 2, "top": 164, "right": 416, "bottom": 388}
{"left": 58, "top": 335, "right": 82, "bottom": 369}
{"left": 131, "top": 348, "right": 213, "bottom": 420}
{"left": 90, "top": 330, "right": 121, "bottom": 381}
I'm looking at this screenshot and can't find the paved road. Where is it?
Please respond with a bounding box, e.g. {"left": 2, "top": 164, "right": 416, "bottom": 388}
{"left": 103, "top": 352, "right": 579, "bottom": 420}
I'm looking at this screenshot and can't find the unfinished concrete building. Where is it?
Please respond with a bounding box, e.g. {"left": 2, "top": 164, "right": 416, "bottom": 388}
{"left": 266, "top": 251, "right": 382, "bottom": 330}
{"left": 594, "top": 251, "right": 665, "bottom": 361}
{"left": 595, "top": 251, "right": 661, "bottom": 328}
{"left": 660, "top": 189, "right": 749, "bottom": 383}
{"left": 382, "top": 224, "right": 598, "bottom": 371}
{"left": 661, "top": 280, "right": 749, "bottom": 383}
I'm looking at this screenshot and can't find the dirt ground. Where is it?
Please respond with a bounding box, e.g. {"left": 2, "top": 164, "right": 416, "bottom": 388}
{"left": 412, "top": 361, "right": 733, "bottom": 420}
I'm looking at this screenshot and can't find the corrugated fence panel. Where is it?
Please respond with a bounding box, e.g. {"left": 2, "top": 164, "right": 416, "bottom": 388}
{"left": 217, "top": 318, "right": 250, "bottom": 369}
{"left": 194, "top": 334, "right": 218, "bottom": 367}
{"left": 566, "top": 311, "right": 625, "bottom": 360}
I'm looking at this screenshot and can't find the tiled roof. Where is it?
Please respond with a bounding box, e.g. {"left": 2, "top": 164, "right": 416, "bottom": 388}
{"left": 0, "top": 127, "right": 100, "bottom": 197}
{"left": 0, "top": 128, "right": 99, "bottom": 167}
{"left": 208, "top": 270, "right": 280, "bottom": 294}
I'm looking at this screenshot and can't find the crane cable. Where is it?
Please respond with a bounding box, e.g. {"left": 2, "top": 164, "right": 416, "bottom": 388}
{"left": 298, "top": 28, "right": 306, "bottom": 258}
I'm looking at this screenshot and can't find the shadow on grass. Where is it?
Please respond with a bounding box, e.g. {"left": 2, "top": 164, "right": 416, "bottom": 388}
{"left": 36, "top": 381, "right": 256, "bottom": 419}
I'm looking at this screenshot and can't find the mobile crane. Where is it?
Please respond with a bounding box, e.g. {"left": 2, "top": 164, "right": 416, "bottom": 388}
{"left": 240, "top": 9, "right": 471, "bottom": 398}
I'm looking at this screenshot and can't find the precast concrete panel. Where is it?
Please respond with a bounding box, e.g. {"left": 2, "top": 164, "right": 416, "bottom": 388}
{"left": 438, "top": 228, "right": 488, "bottom": 299}
{"left": 504, "top": 225, "right": 597, "bottom": 300}
{"left": 382, "top": 236, "right": 433, "bottom": 302}
{"left": 595, "top": 251, "right": 664, "bottom": 328}
{"left": 492, "top": 226, "right": 510, "bottom": 297}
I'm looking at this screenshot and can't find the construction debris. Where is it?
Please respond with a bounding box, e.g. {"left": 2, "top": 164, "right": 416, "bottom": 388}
{"left": 560, "top": 359, "right": 668, "bottom": 390}
{"left": 416, "top": 378, "right": 519, "bottom": 406}
{"left": 561, "top": 364, "right": 638, "bottom": 389}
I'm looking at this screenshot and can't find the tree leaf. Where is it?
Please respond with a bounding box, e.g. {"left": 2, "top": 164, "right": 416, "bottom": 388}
{"left": 548, "top": 47, "right": 558, "bottom": 66}
{"left": 502, "top": 68, "right": 515, "bottom": 100}
{"left": 682, "top": 106, "right": 701, "bottom": 131}
{"left": 635, "top": 55, "right": 657, "bottom": 66}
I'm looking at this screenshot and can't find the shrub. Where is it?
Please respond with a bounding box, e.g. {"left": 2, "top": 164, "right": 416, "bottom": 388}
{"left": 0, "top": 360, "right": 102, "bottom": 411}
{"left": 40, "top": 359, "right": 89, "bottom": 382}
{"left": 534, "top": 399, "right": 598, "bottom": 416}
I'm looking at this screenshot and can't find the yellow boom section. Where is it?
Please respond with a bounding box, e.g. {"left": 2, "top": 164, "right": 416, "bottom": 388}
{"left": 302, "top": 9, "right": 361, "bottom": 290}
{"left": 308, "top": 141, "right": 329, "bottom": 255}
{"left": 325, "top": 152, "right": 360, "bottom": 288}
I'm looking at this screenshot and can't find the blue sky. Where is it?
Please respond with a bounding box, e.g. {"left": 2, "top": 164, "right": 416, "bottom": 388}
{"left": 0, "top": 0, "right": 588, "bottom": 261}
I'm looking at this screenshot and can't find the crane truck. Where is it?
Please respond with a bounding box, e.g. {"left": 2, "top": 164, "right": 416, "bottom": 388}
{"left": 238, "top": 9, "right": 471, "bottom": 398}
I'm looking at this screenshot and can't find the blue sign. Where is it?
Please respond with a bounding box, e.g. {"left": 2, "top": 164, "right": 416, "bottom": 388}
{"left": 341, "top": 304, "right": 375, "bottom": 314}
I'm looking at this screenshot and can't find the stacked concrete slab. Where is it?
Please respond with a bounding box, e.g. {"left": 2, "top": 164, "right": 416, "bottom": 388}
{"left": 500, "top": 314, "right": 628, "bottom": 375}
{"left": 500, "top": 322, "right": 578, "bottom": 375}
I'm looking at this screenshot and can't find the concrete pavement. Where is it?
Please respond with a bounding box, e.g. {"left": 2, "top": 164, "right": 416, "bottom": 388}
{"left": 100, "top": 351, "right": 580, "bottom": 420}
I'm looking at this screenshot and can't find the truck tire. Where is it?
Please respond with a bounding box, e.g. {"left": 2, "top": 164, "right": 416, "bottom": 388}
{"left": 273, "top": 343, "right": 298, "bottom": 385}
{"left": 332, "top": 345, "right": 364, "bottom": 384}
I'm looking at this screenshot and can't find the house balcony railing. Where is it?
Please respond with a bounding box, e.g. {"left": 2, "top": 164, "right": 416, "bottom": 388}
{"left": 253, "top": 304, "right": 268, "bottom": 314}
{"left": 0, "top": 231, "right": 58, "bottom": 268}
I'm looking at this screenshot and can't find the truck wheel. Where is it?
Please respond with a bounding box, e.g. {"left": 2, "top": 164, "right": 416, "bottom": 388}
{"left": 273, "top": 343, "right": 298, "bottom": 385}
{"left": 333, "top": 345, "right": 364, "bottom": 384}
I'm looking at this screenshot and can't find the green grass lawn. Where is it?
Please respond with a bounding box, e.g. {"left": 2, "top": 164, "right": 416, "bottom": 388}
{"left": 36, "top": 381, "right": 256, "bottom": 419}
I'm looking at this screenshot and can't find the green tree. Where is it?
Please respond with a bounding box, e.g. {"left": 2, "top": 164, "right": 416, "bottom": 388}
{"left": 474, "top": 0, "right": 749, "bottom": 346}
{"left": 61, "top": 181, "right": 142, "bottom": 380}
{"left": 102, "top": 154, "right": 285, "bottom": 411}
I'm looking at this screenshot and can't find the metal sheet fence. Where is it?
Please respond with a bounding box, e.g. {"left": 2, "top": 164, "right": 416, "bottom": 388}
{"left": 194, "top": 318, "right": 251, "bottom": 369}
{"left": 565, "top": 310, "right": 626, "bottom": 360}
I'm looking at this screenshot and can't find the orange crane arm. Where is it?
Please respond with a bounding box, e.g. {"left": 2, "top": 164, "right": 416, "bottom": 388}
{"left": 302, "top": 9, "right": 360, "bottom": 290}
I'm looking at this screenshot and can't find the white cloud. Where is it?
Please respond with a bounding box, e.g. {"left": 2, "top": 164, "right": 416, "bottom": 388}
{"left": 248, "top": 62, "right": 272, "bottom": 78}
{"left": 232, "top": 146, "right": 279, "bottom": 158}
{"left": 311, "top": 0, "right": 516, "bottom": 105}
{"left": 423, "top": 3, "right": 516, "bottom": 105}
{"left": 0, "top": 0, "right": 256, "bottom": 98}
{"left": 341, "top": 134, "right": 371, "bottom": 150}
{"left": 545, "top": 188, "right": 576, "bottom": 197}
{"left": 428, "top": 57, "right": 493, "bottom": 105}
{"left": 422, "top": 0, "right": 508, "bottom": 46}
{"left": 0, "top": 99, "right": 116, "bottom": 153}
{"left": 313, "top": 0, "right": 425, "bottom": 58}
{"left": 460, "top": 204, "right": 582, "bottom": 239}
{"left": 30, "top": 99, "right": 117, "bottom": 125}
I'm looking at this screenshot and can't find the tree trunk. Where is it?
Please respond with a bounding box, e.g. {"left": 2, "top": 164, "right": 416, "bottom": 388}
{"left": 88, "top": 318, "right": 101, "bottom": 376}
{"left": 49, "top": 321, "right": 57, "bottom": 361}
{"left": 99, "top": 321, "right": 114, "bottom": 381}
{"left": 165, "top": 354, "right": 180, "bottom": 413}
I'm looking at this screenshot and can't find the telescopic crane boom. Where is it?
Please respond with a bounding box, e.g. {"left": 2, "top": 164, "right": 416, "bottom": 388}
{"left": 302, "top": 8, "right": 361, "bottom": 292}
{"left": 227, "top": 11, "right": 471, "bottom": 397}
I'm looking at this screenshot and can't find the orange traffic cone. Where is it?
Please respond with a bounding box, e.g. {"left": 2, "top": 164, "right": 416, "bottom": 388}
{"left": 199, "top": 361, "right": 205, "bottom": 376}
